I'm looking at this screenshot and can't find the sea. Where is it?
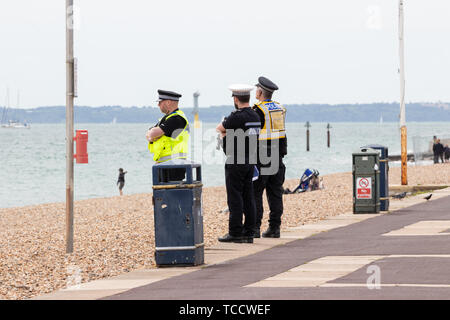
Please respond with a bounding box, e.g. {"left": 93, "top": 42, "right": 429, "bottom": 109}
{"left": 1, "top": 122, "right": 449, "bottom": 209}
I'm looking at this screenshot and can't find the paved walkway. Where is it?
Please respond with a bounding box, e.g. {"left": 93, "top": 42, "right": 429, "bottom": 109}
{"left": 36, "top": 186, "right": 450, "bottom": 300}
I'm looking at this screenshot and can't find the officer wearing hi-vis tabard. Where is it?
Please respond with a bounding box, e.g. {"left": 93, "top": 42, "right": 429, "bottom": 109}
{"left": 146, "top": 90, "right": 189, "bottom": 181}
{"left": 216, "top": 84, "right": 261, "bottom": 243}
{"left": 252, "top": 77, "right": 287, "bottom": 238}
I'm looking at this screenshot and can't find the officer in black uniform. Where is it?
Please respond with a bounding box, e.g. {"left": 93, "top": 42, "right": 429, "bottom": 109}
{"left": 216, "top": 84, "right": 261, "bottom": 243}
{"left": 252, "top": 77, "right": 287, "bottom": 238}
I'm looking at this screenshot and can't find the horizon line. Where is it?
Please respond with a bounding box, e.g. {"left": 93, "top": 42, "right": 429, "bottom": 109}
{"left": 3, "top": 101, "right": 450, "bottom": 110}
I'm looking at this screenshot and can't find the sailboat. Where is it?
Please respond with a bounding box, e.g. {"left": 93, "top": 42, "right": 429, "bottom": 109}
{"left": 1, "top": 120, "right": 30, "bottom": 129}
{"left": 379, "top": 114, "right": 383, "bottom": 124}
{"left": 1, "top": 89, "right": 30, "bottom": 129}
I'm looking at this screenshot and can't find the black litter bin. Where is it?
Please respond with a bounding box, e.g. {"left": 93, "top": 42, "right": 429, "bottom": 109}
{"left": 152, "top": 160, "right": 204, "bottom": 266}
{"left": 352, "top": 148, "right": 380, "bottom": 214}
{"left": 362, "top": 144, "right": 389, "bottom": 211}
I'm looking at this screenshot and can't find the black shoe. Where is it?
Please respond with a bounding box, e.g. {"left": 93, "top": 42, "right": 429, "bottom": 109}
{"left": 262, "top": 227, "right": 280, "bottom": 238}
{"left": 218, "top": 234, "right": 244, "bottom": 243}
{"left": 253, "top": 228, "right": 260, "bottom": 239}
{"left": 242, "top": 236, "right": 254, "bottom": 243}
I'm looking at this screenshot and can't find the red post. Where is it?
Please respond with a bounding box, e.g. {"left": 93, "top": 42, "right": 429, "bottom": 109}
{"left": 74, "top": 130, "right": 88, "bottom": 164}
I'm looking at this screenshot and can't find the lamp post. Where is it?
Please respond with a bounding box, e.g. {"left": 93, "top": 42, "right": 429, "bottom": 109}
{"left": 66, "top": 0, "right": 76, "bottom": 253}
{"left": 399, "top": 0, "right": 407, "bottom": 185}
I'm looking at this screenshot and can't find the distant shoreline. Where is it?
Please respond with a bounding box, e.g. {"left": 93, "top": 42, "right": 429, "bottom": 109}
{"left": 3, "top": 103, "right": 450, "bottom": 124}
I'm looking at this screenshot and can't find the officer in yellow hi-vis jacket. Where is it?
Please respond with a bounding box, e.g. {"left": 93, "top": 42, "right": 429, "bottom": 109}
{"left": 252, "top": 77, "right": 287, "bottom": 238}
{"left": 146, "top": 90, "right": 189, "bottom": 181}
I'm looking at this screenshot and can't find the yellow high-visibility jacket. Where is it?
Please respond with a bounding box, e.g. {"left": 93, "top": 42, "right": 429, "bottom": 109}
{"left": 253, "top": 100, "right": 286, "bottom": 140}
{"left": 148, "top": 110, "right": 189, "bottom": 163}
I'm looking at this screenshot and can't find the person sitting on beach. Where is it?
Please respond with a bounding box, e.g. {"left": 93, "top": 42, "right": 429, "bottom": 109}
{"left": 117, "top": 168, "right": 127, "bottom": 196}
{"left": 283, "top": 169, "right": 322, "bottom": 194}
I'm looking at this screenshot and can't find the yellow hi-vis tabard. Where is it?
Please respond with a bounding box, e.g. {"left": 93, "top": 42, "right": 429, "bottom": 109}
{"left": 148, "top": 110, "right": 189, "bottom": 163}
{"left": 253, "top": 100, "right": 286, "bottom": 140}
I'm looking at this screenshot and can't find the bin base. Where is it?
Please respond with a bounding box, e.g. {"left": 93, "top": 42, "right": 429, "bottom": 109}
{"left": 353, "top": 204, "right": 381, "bottom": 214}
{"left": 353, "top": 211, "right": 380, "bottom": 214}
{"left": 155, "top": 247, "right": 204, "bottom": 267}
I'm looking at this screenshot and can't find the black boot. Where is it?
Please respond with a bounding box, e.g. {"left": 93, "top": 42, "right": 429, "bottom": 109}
{"left": 241, "top": 236, "right": 254, "bottom": 243}
{"left": 253, "top": 227, "right": 261, "bottom": 239}
{"left": 262, "top": 226, "right": 280, "bottom": 238}
{"left": 242, "top": 230, "right": 255, "bottom": 243}
{"left": 218, "top": 233, "right": 244, "bottom": 243}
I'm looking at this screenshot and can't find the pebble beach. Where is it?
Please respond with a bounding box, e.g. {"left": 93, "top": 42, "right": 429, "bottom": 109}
{"left": 1, "top": 164, "right": 449, "bottom": 300}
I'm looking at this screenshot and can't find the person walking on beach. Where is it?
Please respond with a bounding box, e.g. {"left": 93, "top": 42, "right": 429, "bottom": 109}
{"left": 146, "top": 90, "right": 189, "bottom": 181}
{"left": 433, "top": 138, "right": 445, "bottom": 164}
{"left": 216, "top": 84, "right": 261, "bottom": 243}
{"left": 252, "top": 76, "right": 287, "bottom": 238}
{"left": 117, "top": 168, "right": 127, "bottom": 196}
{"left": 433, "top": 138, "right": 439, "bottom": 164}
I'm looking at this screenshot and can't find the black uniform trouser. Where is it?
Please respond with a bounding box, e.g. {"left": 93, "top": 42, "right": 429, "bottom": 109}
{"left": 434, "top": 153, "right": 444, "bottom": 164}
{"left": 253, "top": 160, "right": 286, "bottom": 229}
{"left": 225, "top": 164, "right": 256, "bottom": 237}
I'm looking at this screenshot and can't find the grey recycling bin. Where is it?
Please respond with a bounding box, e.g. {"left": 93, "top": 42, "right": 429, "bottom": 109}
{"left": 352, "top": 148, "right": 380, "bottom": 214}
{"left": 152, "top": 160, "right": 204, "bottom": 266}
{"left": 362, "top": 144, "right": 389, "bottom": 211}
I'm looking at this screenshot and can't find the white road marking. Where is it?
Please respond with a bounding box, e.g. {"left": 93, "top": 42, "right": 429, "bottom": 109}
{"left": 383, "top": 221, "right": 450, "bottom": 236}
{"left": 245, "top": 255, "right": 450, "bottom": 288}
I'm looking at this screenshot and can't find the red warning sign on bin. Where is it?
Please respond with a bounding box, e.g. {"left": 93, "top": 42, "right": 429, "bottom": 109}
{"left": 356, "top": 177, "right": 372, "bottom": 199}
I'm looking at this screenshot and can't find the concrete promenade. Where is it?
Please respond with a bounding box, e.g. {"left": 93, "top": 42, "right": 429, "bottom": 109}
{"left": 36, "top": 186, "right": 450, "bottom": 300}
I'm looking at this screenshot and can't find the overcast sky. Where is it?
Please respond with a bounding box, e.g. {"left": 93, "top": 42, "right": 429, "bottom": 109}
{"left": 0, "top": 0, "right": 450, "bottom": 108}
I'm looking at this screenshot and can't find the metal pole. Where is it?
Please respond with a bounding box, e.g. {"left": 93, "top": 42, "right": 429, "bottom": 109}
{"left": 399, "top": 0, "right": 407, "bottom": 185}
{"left": 327, "top": 123, "right": 331, "bottom": 148}
{"left": 193, "top": 91, "right": 200, "bottom": 129}
{"left": 305, "top": 121, "right": 311, "bottom": 152}
{"left": 66, "top": 0, "right": 75, "bottom": 253}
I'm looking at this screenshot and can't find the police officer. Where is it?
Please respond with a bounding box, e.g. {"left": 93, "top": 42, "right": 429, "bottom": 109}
{"left": 252, "top": 77, "right": 287, "bottom": 238}
{"left": 216, "top": 84, "right": 261, "bottom": 243}
{"left": 146, "top": 90, "right": 189, "bottom": 181}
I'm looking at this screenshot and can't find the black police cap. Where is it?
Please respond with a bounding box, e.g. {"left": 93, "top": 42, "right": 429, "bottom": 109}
{"left": 256, "top": 76, "right": 279, "bottom": 93}
{"left": 157, "top": 90, "right": 182, "bottom": 101}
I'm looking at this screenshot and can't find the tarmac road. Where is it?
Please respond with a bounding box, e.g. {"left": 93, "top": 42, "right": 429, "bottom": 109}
{"left": 103, "top": 195, "right": 450, "bottom": 300}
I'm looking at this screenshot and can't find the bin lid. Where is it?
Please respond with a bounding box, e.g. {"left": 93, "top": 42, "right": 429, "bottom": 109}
{"left": 352, "top": 147, "right": 380, "bottom": 156}
{"left": 361, "top": 144, "right": 388, "bottom": 151}
{"left": 152, "top": 159, "right": 202, "bottom": 185}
